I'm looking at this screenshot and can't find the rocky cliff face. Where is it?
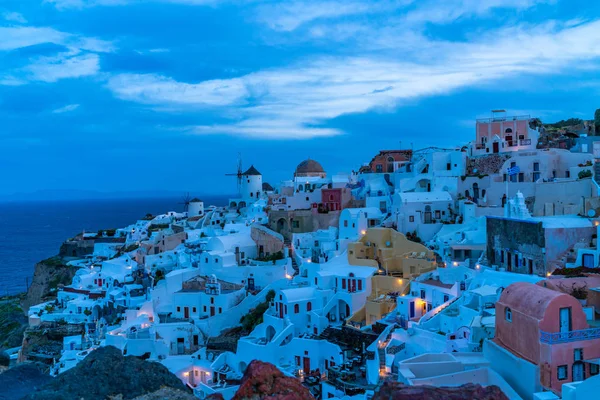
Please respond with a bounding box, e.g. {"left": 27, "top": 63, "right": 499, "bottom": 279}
{"left": 21, "top": 256, "right": 77, "bottom": 313}
{"left": 372, "top": 381, "right": 509, "bottom": 400}
{"left": 24, "top": 345, "right": 188, "bottom": 400}
{"left": 233, "top": 360, "right": 313, "bottom": 400}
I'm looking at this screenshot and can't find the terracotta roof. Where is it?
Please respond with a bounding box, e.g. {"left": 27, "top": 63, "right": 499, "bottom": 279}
{"left": 295, "top": 159, "right": 325, "bottom": 174}
{"left": 499, "top": 281, "right": 565, "bottom": 321}
{"left": 243, "top": 165, "right": 262, "bottom": 176}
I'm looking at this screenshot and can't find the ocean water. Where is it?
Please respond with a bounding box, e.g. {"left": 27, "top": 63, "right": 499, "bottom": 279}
{"left": 0, "top": 196, "right": 228, "bottom": 295}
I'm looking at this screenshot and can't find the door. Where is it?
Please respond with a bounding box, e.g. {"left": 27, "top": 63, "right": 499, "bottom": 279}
{"left": 573, "top": 362, "right": 585, "bottom": 382}
{"left": 279, "top": 303, "right": 284, "bottom": 318}
{"left": 560, "top": 307, "right": 571, "bottom": 333}
{"left": 424, "top": 212, "right": 432, "bottom": 224}
{"left": 184, "top": 307, "right": 189, "bottom": 319}
{"left": 493, "top": 142, "right": 499, "bottom": 153}
{"left": 210, "top": 306, "right": 215, "bottom": 317}
{"left": 583, "top": 254, "right": 594, "bottom": 268}
{"left": 409, "top": 301, "right": 415, "bottom": 319}
{"left": 248, "top": 278, "right": 255, "bottom": 291}
{"left": 507, "top": 252, "right": 512, "bottom": 271}
{"left": 303, "top": 357, "right": 310, "bottom": 373}
{"left": 350, "top": 280, "right": 356, "bottom": 293}
{"left": 177, "top": 338, "right": 184, "bottom": 355}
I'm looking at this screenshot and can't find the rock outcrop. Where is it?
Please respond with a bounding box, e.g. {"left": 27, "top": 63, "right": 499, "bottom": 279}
{"left": 0, "top": 363, "right": 52, "bottom": 400}
{"left": 25, "top": 345, "right": 188, "bottom": 400}
{"left": 372, "top": 381, "right": 509, "bottom": 400}
{"left": 233, "top": 360, "right": 313, "bottom": 400}
{"left": 21, "top": 256, "right": 77, "bottom": 313}
{"left": 0, "top": 295, "right": 27, "bottom": 349}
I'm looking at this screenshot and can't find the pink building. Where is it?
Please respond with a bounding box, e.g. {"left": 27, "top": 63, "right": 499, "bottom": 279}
{"left": 473, "top": 111, "right": 538, "bottom": 155}
{"left": 495, "top": 282, "right": 600, "bottom": 394}
{"left": 321, "top": 188, "right": 352, "bottom": 212}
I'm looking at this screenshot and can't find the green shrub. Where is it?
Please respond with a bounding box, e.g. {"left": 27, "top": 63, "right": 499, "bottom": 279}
{"left": 578, "top": 169, "right": 592, "bottom": 179}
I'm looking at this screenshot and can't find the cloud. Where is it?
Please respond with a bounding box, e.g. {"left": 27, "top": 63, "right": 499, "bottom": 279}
{"left": 105, "top": 18, "right": 600, "bottom": 139}
{"left": 25, "top": 52, "right": 100, "bottom": 82}
{"left": 44, "top": 0, "right": 219, "bottom": 10}
{"left": 107, "top": 73, "right": 248, "bottom": 106}
{"left": 52, "top": 104, "right": 81, "bottom": 113}
{"left": 2, "top": 11, "right": 27, "bottom": 23}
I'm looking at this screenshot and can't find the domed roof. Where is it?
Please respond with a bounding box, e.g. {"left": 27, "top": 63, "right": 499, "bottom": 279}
{"left": 295, "top": 159, "right": 325, "bottom": 175}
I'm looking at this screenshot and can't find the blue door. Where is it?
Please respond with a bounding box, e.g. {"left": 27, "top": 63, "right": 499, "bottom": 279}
{"left": 409, "top": 302, "right": 415, "bottom": 319}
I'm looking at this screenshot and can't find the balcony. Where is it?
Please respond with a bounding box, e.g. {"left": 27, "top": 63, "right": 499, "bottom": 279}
{"left": 540, "top": 327, "right": 600, "bottom": 344}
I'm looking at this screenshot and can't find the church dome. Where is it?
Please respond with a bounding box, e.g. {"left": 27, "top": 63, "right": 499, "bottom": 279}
{"left": 295, "top": 159, "right": 325, "bottom": 177}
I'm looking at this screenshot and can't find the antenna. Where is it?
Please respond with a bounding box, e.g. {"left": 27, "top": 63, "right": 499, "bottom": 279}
{"left": 225, "top": 153, "right": 243, "bottom": 195}
{"left": 179, "top": 192, "right": 192, "bottom": 212}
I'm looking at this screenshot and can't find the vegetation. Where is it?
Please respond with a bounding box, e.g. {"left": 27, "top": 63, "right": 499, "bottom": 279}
{"left": 406, "top": 230, "right": 422, "bottom": 243}
{"left": 578, "top": 169, "right": 593, "bottom": 179}
{"left": 552, "top": 266, "right": 600, "bottom": 278}
{"left": 98, "top": 229, "right": 117, "bottom": 237}
{"left": 545, "top": 118, "right": 584, "bottom": 129}
{"left": 122, "top": 243, "right": 140, "bottom": 253}
{"left": 239, "top": 290, "right": 275, "bottom": 333}
{"left": 255, "top": 251, "right": 284, "bottom": 263}
{"left": 142, "top": 213, "right": 155, "bottom": 221}
{"left": 42, "top": 256, "right": 66, "bottom": 268}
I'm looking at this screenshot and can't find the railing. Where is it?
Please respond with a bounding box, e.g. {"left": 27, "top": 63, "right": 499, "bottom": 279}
{"left": 476, "top": 114, "right": 530, "bottom": 123}
{"left": 520, "top": 139, "right": 532, "bottom": 146}
{"left": 540, "top": 327, "right": 600, "bottom": 344}
{"left": 475, "top": 143, "right": 486, "bottom": 150}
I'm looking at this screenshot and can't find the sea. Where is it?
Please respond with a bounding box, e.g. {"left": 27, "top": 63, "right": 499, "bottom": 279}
{"left": 0, "top": 196, "right": 228, "bottom": 296}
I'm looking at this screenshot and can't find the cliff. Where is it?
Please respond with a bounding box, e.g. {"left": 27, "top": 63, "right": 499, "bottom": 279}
{"left": 21, "top": 256, "right": 77, "bottom": 313}
{"left": 25, "top": 345, "right": 189, "bottom": 399}
{"left": 0, "top": 295, "right": 27, "bottom": 349}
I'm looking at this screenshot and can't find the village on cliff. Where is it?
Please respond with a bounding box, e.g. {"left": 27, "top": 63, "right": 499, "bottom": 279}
{"left": 16, "top": 111, "right": 600, "bottom": 399}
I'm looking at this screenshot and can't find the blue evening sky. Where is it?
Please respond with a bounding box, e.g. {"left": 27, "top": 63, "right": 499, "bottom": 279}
{"left": 1, "top": 0, "right": 599, "bottom": 196}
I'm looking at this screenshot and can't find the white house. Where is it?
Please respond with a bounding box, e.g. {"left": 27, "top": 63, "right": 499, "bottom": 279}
{"left": 339, "top": 208, "right": 384, "bottom": 240}
{"left": 392, "top": 191, "right": 453, "bottom": 241}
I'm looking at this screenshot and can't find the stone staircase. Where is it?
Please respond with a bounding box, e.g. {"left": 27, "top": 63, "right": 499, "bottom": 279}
{"left": 284, "top": 239, "right": 299, "bottom": 276}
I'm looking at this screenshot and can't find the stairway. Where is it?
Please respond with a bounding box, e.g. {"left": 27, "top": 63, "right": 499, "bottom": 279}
{"left": 284, "top": 238, "right": 299, "bottom": 276}
{"left": 594, "top": 162, "right": 600, "bottom": 185}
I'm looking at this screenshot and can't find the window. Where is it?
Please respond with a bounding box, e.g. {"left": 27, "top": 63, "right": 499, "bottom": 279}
{"left": 591, "top": 364, "right": 599, "bottom": 376}
{"left": 192, "top": 307, "right": 197, "bottom": 313}
{"left": 376, "top": 164, "right": 383, "bottom": 172}
{"left": 505, "top": 307, "right": 512, "bottom": 322}
{"left": 420, "top": 290, "right": 426, "bottom": 299}
{"left": 574, "top": 348, "right": 583, "bottom": 362}
{"left": 409, "top": 216, "right": 414, "bottom": 222}
{"left": 342, "top": 279, "right": 346, "bottom": 289}
{"left": 307, "top": 302, "right": 312, "bottom": 312}
{"left": 219, "top": 307, "right": 222, "bottom": 313}
{"left": 358, "top": 280, "right": 362, "bottom": 291}
{"left": 294, "top": 304, "right": 299, "bottom": 313}
{"left": 305, "top": 197, "right": 309, "bottom": 201}
{"left": 533, "top": 162, "right": 540, "bottom": 171}
{"left": 557, "top": 365, "right": 568, "bottom": 381}
{"left": 566, "top": 170, "right": 570, "bottom": 178}
{"left": 435, "top": 210, "right": 441, "bottom": 219}
{"left": 344, "top": 220, "right": 348, "bottom": 227}
{"left": 518, "top": 173, "right": 524, "bottom": 182}
{"left": 292, "top": 220, "right": 300, "bottom": 228}
{"left": 447, "top": 163, "right": 451, "bottom": 171}
{"left": 503, "top": 174, "right": 507, "bottom": 182}
{"left": 443, "top": 294, "right": 450, "bottom": 302}
{"left": 177, "top": 307, "right": 181, "bottom": 312}
{"left": 203, "top": 306, "right": 206, "bottom": 312}
{"left": 211, "top": 297, "right": 214, "bottom": 304}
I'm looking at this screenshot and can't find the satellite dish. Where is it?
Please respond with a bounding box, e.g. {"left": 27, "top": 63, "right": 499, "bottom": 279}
{"left": 588, "top": 209, "right": 596, "bottom": 218}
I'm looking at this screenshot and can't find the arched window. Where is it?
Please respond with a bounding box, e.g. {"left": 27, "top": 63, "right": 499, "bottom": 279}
{"left": 298, "top": 184, "right": 303, "bottom": 191}
{"left": 307, "top": 302, "right": 312, "bottom": 312}
{"left": 387, "top": 156, "right": 394, "bottom": 162}
{"left": 505, "top": 128, "right": 513, "bottom": 133}
{"left": 294, "top": 304, "right": 299, "bottom": 314}
{"left": 505, "top": 307, "right": 512, "bottom": 322}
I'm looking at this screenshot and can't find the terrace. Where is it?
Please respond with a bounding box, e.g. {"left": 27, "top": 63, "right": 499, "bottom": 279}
{"left": 540, "top": 327, "right": 600, "bottom": 344}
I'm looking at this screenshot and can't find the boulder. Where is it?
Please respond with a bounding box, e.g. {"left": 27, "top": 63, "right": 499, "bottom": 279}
{"left": 233, "top": 360, "right": 312, "bottom": 400}
{"left": 25, "top": 345, "right": 188, "bottom": 400}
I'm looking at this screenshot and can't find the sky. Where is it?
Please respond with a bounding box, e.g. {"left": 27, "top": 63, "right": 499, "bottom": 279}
{"left": 1, "top": 0, "right": 600, "bottom": 197}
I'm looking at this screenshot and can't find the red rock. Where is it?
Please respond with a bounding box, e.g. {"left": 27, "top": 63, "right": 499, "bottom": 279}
{"left": 372, "top": 381, "right": 509, "bottom": 400}
{"left": 233, "top": 360, "right": 313, "bottom": 400}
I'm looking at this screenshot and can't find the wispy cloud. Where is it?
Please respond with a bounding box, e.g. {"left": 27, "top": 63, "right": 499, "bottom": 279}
{"left": 52, "top": 104, "right": 81, "bottom": 113}
{"left": 106, "top": 18, "right": 600, "bottom": 139}
{"left": 2, "top": 11, "right": 27, "bottom": 23}
{"left": 25, "top": 52, "right": 100, "bottom": 82}
{"left": 45, "top": 0, "right": 219, "bottom": 10}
